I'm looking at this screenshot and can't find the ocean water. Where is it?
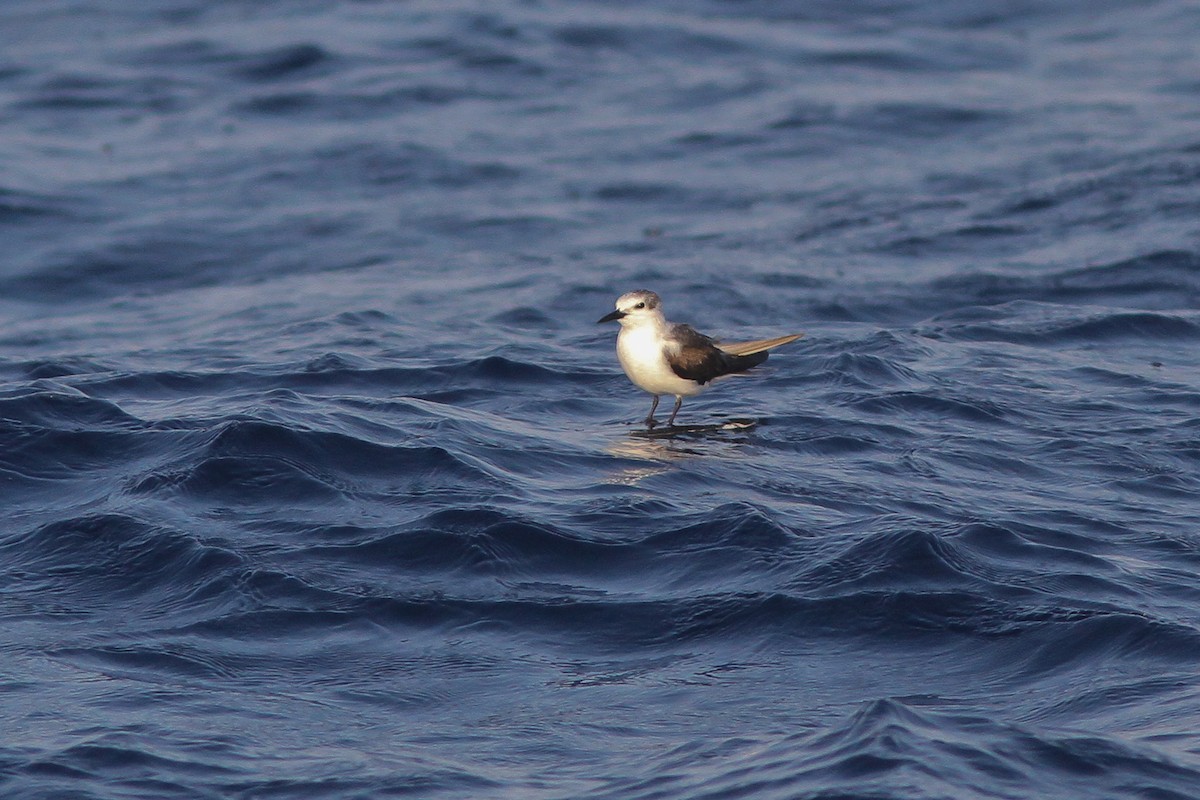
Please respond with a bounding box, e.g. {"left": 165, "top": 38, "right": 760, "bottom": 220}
{"left": 2, "top": 1, "right": 1200, "bottom": 798}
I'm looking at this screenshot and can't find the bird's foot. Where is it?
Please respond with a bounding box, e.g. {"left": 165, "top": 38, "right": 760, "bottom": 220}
{"left": 644, "top": 416, "right": 659, "bottom": 429}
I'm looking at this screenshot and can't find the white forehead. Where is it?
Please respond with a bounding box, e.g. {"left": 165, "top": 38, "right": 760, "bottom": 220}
{"left": 617, "top": 290, "right": 660, "bottom": 309}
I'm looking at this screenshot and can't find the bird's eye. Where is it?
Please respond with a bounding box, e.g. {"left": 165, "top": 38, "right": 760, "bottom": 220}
{"left": 634, "top": 302, "right": 645, "bottom": 309}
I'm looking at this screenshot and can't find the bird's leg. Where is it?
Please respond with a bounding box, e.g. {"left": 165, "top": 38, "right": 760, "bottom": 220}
{"left": 644, "top": 395, "right": 660, "bottom": 429}
{"left": 667, "top": 396, "right": 683, "bottom": 427}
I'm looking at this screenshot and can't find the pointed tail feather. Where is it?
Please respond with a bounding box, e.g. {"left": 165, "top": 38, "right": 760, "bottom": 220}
{"left": 717, "top": 333, "right": 804, "bottom": 357}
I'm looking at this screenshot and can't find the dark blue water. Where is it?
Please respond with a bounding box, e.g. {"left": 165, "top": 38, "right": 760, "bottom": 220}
{"left": 3, "top": 2, "right": 1200, "bottom": 798}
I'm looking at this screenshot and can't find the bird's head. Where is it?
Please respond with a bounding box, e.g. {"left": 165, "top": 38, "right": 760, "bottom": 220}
{"left": 597, "top": 290, "right": 663, "bottom": 326}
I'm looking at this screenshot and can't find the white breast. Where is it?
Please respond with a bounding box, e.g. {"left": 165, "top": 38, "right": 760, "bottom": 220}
{"left": 616, "top": 326, "right": 704, "bottom": 397}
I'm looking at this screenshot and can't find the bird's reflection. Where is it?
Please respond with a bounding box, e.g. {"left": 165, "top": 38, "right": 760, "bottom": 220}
{"left": 602, "top": 419, "right": 759, "bottom": 484}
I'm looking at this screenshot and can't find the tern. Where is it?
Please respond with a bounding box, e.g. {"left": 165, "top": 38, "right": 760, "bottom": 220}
{"left": 598, "top": 290, "right": 803, "bottom": 428}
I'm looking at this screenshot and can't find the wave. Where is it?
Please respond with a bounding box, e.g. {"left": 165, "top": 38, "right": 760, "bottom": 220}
{"left": 8, "top": 498, "right": 1177, "bottom": 664}
{"left": 926, "top": 250, "right": 1200, "bottom": 315}
{"left": 4, "top": 513, "right": 242, "bottom": 619}
{"left": 127, "top": 418, "right": 505, "bottom": 505}
{"left": 0, "top": 186, "right": 79, "bottom": 224}
{"left": 670, "top": 697, "right": 1200, "bottom": 800}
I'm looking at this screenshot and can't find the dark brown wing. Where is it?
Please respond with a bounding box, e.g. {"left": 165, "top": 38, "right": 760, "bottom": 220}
{"left": 665, "top": 324, "right": 768, "bottom": 384}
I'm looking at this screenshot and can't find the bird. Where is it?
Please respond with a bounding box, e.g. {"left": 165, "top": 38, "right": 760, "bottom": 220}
{"left": 597, "top": 290, "right": 803, "bottom": 429}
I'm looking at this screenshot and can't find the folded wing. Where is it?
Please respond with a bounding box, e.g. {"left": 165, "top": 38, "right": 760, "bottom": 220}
{"left": 717, "top": 333, "right": 804, "bottom": 357}
{"left": 666, "top": 328, "right": 804, "bottom": 385}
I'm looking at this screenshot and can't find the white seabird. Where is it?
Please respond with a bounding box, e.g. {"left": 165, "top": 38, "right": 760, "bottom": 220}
{"left": 598, "top": 290, "right": 803, "bottom": 428}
